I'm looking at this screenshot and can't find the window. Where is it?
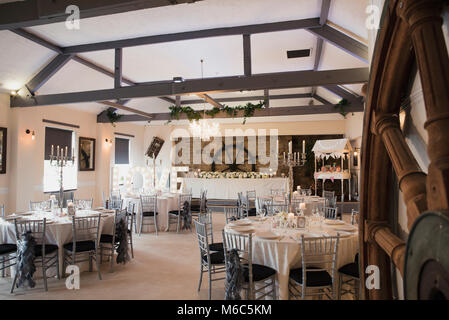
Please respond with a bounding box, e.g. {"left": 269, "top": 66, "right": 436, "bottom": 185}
{"left": 115, "top": 137, "right": 130, "bottom": 165}
{"left": 43, "top": 127, "right": 77, "bottom": 192}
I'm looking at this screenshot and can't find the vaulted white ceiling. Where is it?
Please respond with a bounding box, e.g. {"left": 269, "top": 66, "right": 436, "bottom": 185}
{"left": 0, "top": 0, "right": 370, "bottom": 122}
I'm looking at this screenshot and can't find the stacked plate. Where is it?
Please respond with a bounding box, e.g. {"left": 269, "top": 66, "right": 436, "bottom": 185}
{"left": 255, "top": 231, "right": 280, "bottom": 240}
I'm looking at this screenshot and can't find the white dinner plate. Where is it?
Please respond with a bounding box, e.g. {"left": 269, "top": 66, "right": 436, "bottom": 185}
{"left": 248, "top": 216, "right": 267, "bottom": 222}
{"left": 228, "top": 219, "right": 252, "bottom": 227}
{"left": 255, "top": 231, "right": 280, "bottom": 240}
{"left": 324, "top": 219, "right": 345, "bottom": 225}
{"left": 333, "top": 225, "right": 358, "bottom": 232}
{"left": 324, "top": 230, "right": 351, "bottom": 237}
{"left": 229, "top": 226, "right": 255, "bottom": 234}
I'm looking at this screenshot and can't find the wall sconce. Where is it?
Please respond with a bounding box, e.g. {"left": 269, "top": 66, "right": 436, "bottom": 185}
{"left": 10, "top": 90, "right": 18, "bottom": 96}
{"left": 26, "top": 129, "right": 35, "bottom": 140}
{"left": 105, "top": 138, "right": 113, "bottom": 145}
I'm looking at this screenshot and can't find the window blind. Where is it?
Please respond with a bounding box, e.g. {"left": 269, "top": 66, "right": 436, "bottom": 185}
{"left": 115, "top": 137, "right": 129, "bottom": 165}
{"left": 44, "top": 127, "right": 73, "bottom": 160}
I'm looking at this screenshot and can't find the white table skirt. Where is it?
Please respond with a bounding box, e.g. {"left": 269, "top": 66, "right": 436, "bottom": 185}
{"left": 225, "top": 219, "right": 359, "bottom": 300}
{"left": 123, "top": 196, "right": 179, "bottom": 232}
{"left": 182, "top": 178, "right": 289, "bottom": 199}
{"left": 0, "top": 210, "right": 115, "bottom": 277}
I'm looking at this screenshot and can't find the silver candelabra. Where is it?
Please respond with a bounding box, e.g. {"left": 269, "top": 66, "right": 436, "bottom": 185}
{"left": 49, "top": 145, "right": 75, "bottom": 211}
{"left": 281, "top": 140, "right": 307, "bottom": 206}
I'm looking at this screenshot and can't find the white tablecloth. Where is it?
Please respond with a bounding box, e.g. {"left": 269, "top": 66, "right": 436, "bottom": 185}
{"left": 123, "top": 195, "right": 179, "bottom": 232}
{"left": 225, "top": 218, "right": 359, "bottom": 300}
{"left": 182, "top": 178, "right": 289, "bottom": 199}
{"left": 0, "top": 210, "right": 114, "bottom": 277}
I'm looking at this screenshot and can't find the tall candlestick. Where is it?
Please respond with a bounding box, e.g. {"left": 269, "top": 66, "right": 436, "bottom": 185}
{"left": 302, "top": 140, "right": 305, "bottom": 153}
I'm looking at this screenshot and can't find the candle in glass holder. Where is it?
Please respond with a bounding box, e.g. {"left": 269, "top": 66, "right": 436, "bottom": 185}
{"left": 300, "top": 202, "right": 306, "bottom": 210}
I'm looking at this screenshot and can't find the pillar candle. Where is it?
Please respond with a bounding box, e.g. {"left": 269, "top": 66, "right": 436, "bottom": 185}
{"left": 51, "top": 145, "right": 54, "bottom": 157}
{"left": 302, "top": 140, "right": 305, "bottom": 153}
{"left": 57, "top": 145, "right": 60, "bottom": 158}
{"left": 289, "top": 141, "right": 292, "bottom": 153}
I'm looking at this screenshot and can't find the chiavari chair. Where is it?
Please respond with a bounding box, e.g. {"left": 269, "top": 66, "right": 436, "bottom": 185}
{"left": 222, "top": 230, "right": 276, "bottom": 300}
{"left": 99, "top": 209, "right": 128, "bottom": 272}
{"left": 139, "top": 195, "right": 158, "bottom": 235}
{"left": 168, "top": 193, "right": 192, "bottom": 232}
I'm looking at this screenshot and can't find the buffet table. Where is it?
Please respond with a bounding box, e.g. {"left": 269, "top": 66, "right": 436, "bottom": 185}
{"left": 182, "top": 178, "right": 289, "bottom": 199}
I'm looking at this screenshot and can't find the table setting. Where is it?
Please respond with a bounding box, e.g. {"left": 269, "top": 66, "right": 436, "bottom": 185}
{"left": 0, "top": 206, "right": 115, "bottom": 277}
{"left": 224, "top": 210, "right": 359, "bottom": 300}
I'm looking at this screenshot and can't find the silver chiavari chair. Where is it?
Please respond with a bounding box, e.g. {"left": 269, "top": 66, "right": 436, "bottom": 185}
{"left": 139, "top": 195, "right": 158, "bottom": 235}
{"left": 324, "top": 207, "right": 338, "bottom": 220}
{"left": 222, "top": 230, "right": 276, "bottom": 300}
{"left": 99, "top": 209, "right": 128, "bottom": 272}
{"left": 168, "top": 193, "right": 192, "bottom": 233}
{"left": 350, "top": 209, "right": 359, "bottom": 225}
{"left": 1, "top": 203, "right": 15, "bottom": 279}
{"left": 323, "top": 190, "right": 337, "bottom": 208}
{"left": 198, "top": 210, "right": 223, "bottom": 252}
{"left": 110, "top": 190, "right": 121, "bottom": 201}
{"left": 73, "top": 198, "right": 93, "bottom": 209}
{"left": 338, "top": 253, "right": 360, "bottom": 300}
{"left": 289, "top": 235, "right": 340, "bottom": 300}
{"left": 126, "top": 202, "right": 135, "bottom": 258}
{"left": 237, "top": 192, "right": 249, "bottom": 218}
{"left": 246, "top": 190, "right": 257, "bottom": 216}
{"left": 11, "top": 218, "right": 59, "bottom": 292}
{"left": 256, "top": 197, "right": 272, "bottom": 216}
{"left": 63, "top": 215, "right": 102, "bottom": 280}
{"left": 108, "top": 199, "right": 123, "bottom": 211}
{"left": 29, "top": 200, "right": 51, "bottom": 211}
{"left": 192, "top": 189, "right": 207, "bottom": 217}
{"left": 224, "top": 206, "right": 240, "bottom": 224}
{"left": 194, "top": 219, "right": 225, "bottom": 300}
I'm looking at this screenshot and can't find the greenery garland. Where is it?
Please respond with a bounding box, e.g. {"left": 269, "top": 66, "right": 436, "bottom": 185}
{"left": 168, "top": 100, "right": 266, "bottom": 124}
{"left": 106, "top": 109, "right": 123, "bottom": 127}
{"left": 334, "top": 98, "right": 353, "bottom": 118}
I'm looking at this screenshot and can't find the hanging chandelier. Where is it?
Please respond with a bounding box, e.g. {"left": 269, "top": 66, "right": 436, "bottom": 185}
{"left": 189, "top": 59, "right": 220, "bottom": 141}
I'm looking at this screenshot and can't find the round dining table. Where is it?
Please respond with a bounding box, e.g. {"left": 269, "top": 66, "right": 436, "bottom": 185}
{"left": 0, "top": 209, "right": 115, "bottom": 277}
{"left": 122, "top": 193, "right": 179, "bottom": 232}
{"left": 224, "top": 216, "right": 359, "bottom": 300}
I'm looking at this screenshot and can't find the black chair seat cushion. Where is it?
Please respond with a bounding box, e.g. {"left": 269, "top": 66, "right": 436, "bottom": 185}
{"left": 63, "top": 240, "right": 96, "bottom": 252}
{"left": 191, "top": 205, "right": 200, "bottom": 212}
{"left": 338, "top": 262, "right": 359, "bottom": 278}
{"left": 100, "top": 234, "right": 115, "bottom": 244}
{"left": 202, "top": 251, "right": 224, "bottom": 265}
{"left": 168, "top": 209, "right": 180, "bottom": 215}
{"left": 243, "top": 264, "right": 276, "bottom": 282}
{"left": 248, "top": 208, "right": 257, "bottom": 216}
{"left": 0, "top": 243, "right": 17, "bottom": 255}
{"left": 142, "top": 211, "right": 158, "bottom": 217}
{"left": 208, "top": 242, "right": 224, "bottom": 252}
{"left": 289, "top": 267, "right": 332, "bottom": 287}
{"left": 34, "top": 244, "right": 59, "bottom": 256}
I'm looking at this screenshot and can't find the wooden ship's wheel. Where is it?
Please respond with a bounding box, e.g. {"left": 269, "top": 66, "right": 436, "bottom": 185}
{"left": 361, "top": 0, "right": 449, "bottom": 299}
{"left": 212, "top": 142, "right": 256, "bottom": 172}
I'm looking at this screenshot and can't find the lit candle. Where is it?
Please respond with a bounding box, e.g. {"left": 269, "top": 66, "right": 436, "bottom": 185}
{"left": 289, "top": 141, "right": 292, "bottom": 154}
{"left": 57, "top": 145, "right": 60, "bottom": 158}
{"left": 302, "top": 140, "right": 305, "bottom": 153}
{"left": 51, "top": 145, "right": 54, "bottom": 157}
{"left": 65, "top": 146, "right": 68, "bottom": 159}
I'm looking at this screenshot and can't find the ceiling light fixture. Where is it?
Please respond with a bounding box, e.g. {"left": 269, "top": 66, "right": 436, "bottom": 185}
{"left": 189, "top": 59, "right": 220, "bottom": 141}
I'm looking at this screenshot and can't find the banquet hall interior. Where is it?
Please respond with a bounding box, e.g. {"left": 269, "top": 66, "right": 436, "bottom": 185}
{"left": 0, "top": 0, "right": 448, "bottom": 301}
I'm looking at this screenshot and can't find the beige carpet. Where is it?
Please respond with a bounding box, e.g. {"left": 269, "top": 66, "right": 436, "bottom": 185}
{"left": 0, "top": 212, "right": 227, "bottom": 300}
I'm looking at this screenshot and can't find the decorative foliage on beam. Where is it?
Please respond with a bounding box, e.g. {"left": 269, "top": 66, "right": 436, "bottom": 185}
{"left": 168, "top": 101, "right": 267, "bottom": 124}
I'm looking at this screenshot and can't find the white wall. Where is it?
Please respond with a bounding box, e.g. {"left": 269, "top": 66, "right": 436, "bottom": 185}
{"left": 0, "top": 93, "right": 145, "bottom": 213}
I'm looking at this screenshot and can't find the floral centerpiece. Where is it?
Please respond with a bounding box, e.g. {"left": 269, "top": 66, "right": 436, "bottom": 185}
{"left": 197, "top": 171, "right": 270, "bottom": 179}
